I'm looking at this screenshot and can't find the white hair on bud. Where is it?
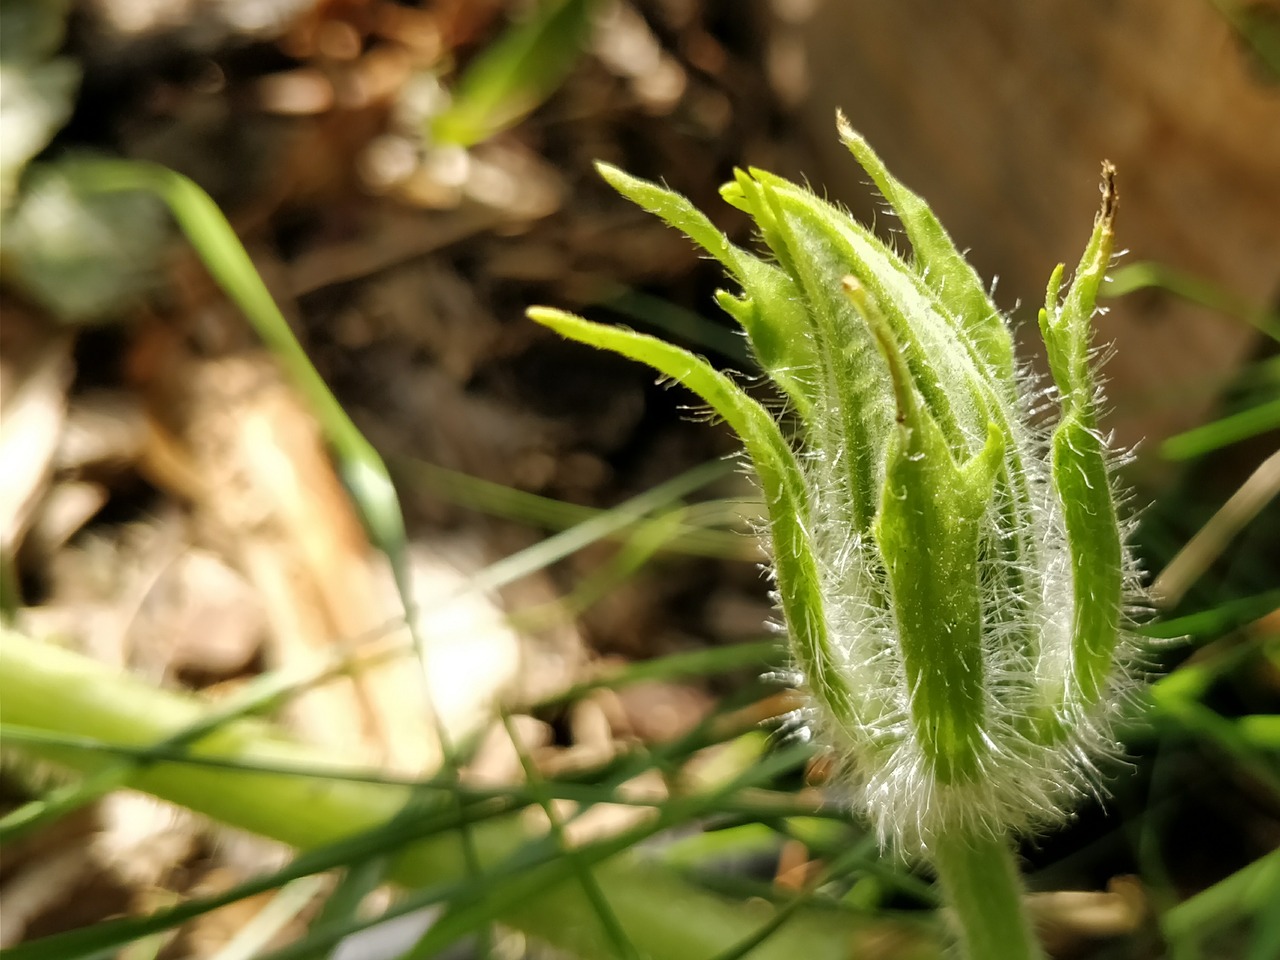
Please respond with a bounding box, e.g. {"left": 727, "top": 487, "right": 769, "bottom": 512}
{"left": 774, "top": 300, "right": 1154, "bottom": 858}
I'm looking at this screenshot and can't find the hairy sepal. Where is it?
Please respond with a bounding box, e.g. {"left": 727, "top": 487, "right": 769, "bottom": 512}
{"left": 836, "top": 112, "right": 1015, "bottom": 388}
{"left": 864, "top": 288, "right": 1005, "bottom": 784}
{"left": 595, "top": 162, "right": 820, "bottom": 424}
{"left": 1038, "top": 166, "right": 1124, "bottom": 710}
{"left": 526, "top": 307, "right": 858, "bottom": 734}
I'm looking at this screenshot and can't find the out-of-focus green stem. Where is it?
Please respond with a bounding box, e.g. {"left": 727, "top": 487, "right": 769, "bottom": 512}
{"left": 931, "top": 831, "right": 1045, "bottom": 960}
{"left": 0, "top": 629, "right": 937, "bottom": 960}
{"left": 1162, "top": 848, "right": 1280, "bottom": 947}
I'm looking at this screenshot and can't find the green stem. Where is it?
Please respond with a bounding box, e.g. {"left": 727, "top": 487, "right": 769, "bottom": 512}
{"left": 931, "top": 830, "right": 1045, "bottom": 960}
{"left": 1162, "top": 848, "right": 1280, "bottom": 947}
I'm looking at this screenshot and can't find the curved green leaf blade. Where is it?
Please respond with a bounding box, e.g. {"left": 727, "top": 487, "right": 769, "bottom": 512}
{"left": 431, "top": 0, "right": 599, "bottom": 147}
{"left": 596, "top": 162, "right": 820, "bottom": 420}
{"left": 526, "top": 307, "right": 858, "bottom": 735}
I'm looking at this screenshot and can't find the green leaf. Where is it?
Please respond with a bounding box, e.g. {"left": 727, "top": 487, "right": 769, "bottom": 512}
{"left": 0, "top": 0, "right": 79, "bottom": 212}
{"left": 596, "top": 162, "right": 741, "bottom": 271}
{"left": 431, "top": 0, "right": 599, "bottom": 147}
{"left": 1, "top": 157, "right": 166, "bottom": 321}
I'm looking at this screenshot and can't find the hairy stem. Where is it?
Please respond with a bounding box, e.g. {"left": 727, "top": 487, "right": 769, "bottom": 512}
{"left": 931, "top": 830, "right": 1045, "bottom": 960}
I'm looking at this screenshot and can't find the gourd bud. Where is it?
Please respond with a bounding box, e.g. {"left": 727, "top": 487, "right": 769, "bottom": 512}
{"left": 529, "top": 114, "right": 1148, "bottom": 857}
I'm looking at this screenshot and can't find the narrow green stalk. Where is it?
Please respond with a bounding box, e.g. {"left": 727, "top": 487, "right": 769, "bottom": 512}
{"left": 1162, "top": 848, "right": 1280, "bottom": 947}
{"left": 931, "top": 831, "right": 1044, "bottom": 960}
{"left": 67, "top": 158, "right": 493, "bottom": 918}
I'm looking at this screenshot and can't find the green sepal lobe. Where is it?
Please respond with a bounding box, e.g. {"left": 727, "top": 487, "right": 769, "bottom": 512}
{"left": 527, "top": 307, "right": 860, "bottom": 735}
{"left": 836, "top": 111, "right": 1015, "bottom": 386}
{"left": 596, "top": 162, "right": 820, "bottom": 423}
{"left": 850, "top": 281, "right": 1004, "bottom": 783}
{"left": 1038, "top": 163, "right": 1124, "bottom": 710}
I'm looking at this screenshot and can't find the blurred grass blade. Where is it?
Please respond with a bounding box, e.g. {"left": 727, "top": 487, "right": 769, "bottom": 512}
{"left": 514, "top": 508, "right": 690, "bottom": 630}
{"left": 464, "top": 458, "right": 729, "bottom": 594}
{"left": 1106, "top": 260, "right": 1280, "bottom": 342}
{"left": 493, "top": 707, "right": 641, "bottom": 960}
{"left": 1161, "top": 397, "right": 1280, "bottom": 461}
{"left": 1237, "top": 714, "right": 1280, "bottom": 751}
{"left": 209, "top": 876, "right": 327, "bottom": 960}
{"left": 0, "top": 624, "right": 400, "bottom": 844}
{"left": 397, "top": 711, "right": 642, "bottom": 960}
{"left": 1149, "top": 696, "right": 1280, "bottom": 799}
{"left": 66, "top": 158, "right": 494, "bottom": 906}
{"left": 0, "top": 796, "right": 474, "bottom": 960}
{"left": 391, "top": 454, "right": 755, "bottom": 560}
{"left": 1205, "top": 0, "right": 1280, "bottom": 82}
{"left": 382, "top": 742, "right": 830, "bottom": 960}
{"left": 1163, "top": 849, "right": 1280, "bottom": 951}
{"left": 0, "top": 627, "right": 937, "bottom": 960}
{"left": 708, "top": 837, "right": 883, "bottom": 960}
{"left": 1140, "top": 588, "right": 1280, "bottom": 639}
{"left": 312, "top": 856, "right": 394, "bottom": 960}
{"left": 64, "top": 160, "right": 426, "bottom": 718}
{"left": 431, "top": 0, "right": 599, "bottom": 146}
{"left": 529, "top": 642, "right": 778, "bottom": 711}
{"left": 1152, "top": 449, "right": 1280, "bottom": 608}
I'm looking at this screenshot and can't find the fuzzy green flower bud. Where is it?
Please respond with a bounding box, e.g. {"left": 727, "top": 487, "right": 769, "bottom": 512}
{"left": 529, "top": 113, "right": 1146, "bottom": 860}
